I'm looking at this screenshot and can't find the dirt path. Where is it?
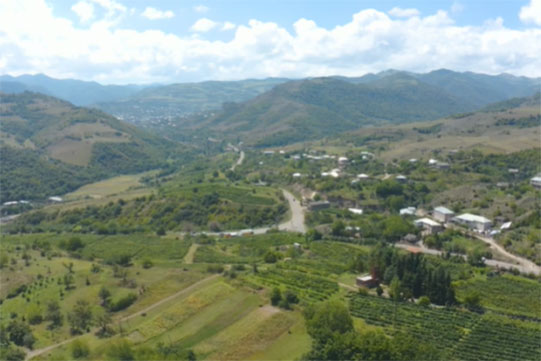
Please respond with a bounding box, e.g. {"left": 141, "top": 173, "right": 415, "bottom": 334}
{"left": 338, "top": 282, "right": 357, "bottom": 292}
{"left": 25, "top": 274, "right": 220, "bottom": 360}
{"left": 183, "top": 243, "right": 199, "bottom": 264}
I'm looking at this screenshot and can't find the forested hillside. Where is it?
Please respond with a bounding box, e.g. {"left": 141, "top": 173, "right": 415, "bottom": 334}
{"left": 0, "top": 92, "right": 186, "bottom": 202}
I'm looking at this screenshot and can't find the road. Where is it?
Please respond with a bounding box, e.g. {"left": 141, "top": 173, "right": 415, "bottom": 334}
{"left": 395, "top": 242, "right": 539, "bottom": 275}
{"left": 228, "top": 143, "right": 244, "bottom": 171}
{"left": 443, "top": 223, "right": 541, "bottom": 275}
{"left": 188, "top": 189, "right": 306, "bottom": 237}
{"left": 277, "top": 190, "right": 307, "bottom": 234}
{"left": 25, "top": 275, "right": 219, "bottom": 360}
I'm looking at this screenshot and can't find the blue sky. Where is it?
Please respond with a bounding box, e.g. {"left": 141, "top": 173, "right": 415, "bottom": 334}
{"left": 0, "top": 0, "right": 540, "bottom": 83}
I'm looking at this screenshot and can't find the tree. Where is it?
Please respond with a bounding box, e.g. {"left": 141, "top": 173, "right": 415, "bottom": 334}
{"left": 71, "top": 339, "right": 90, "bottom": 359}
{"left": 463, "top": 291, "right": 482, "bottom": 311}
{"left": 331, "top": 220, "right": 345, "bottom": 236}
{"left": 263, "top": 251, "right": 277, "bottom": 263}
{"left": 6, "top": 320, "right": 33, "bottom": 348}
{"left": 270, "top": 287, "right": 282, "bottom": 306}
{"left": 45, "top": 300, "right": 63, "bottom": 329}
{"left": 63, "top": 273, "right": 75, "bottom": 290}
{"left": 66, "top": 237, "right": 84, "bottom": 251}
{"left": 389, "top": 276, "right": 403, "bottom": 301}
{"left": 95, "top": 309, "right": 114, "bottom": 337}
{"left": 106, "top": 339, "right": 134, "bottom": 361}
{"left": 304, "top": 300, "right": 353, "bottom": 342}
{"left": 68, "top": 299, "right": 93, "bottom": 334}
{"left": 99, "top": 287, "right": 111, "bottom": 307}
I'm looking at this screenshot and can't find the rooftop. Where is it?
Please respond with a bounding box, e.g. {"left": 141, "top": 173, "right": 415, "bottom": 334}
{"left": 456, "top": 213, "right": 491, "bottom": 224}
{"left": 414, "top": 218, "right": 441, "bottom": 227}
{"left": 434, "top": 206, "right": 454, "bottom": 215}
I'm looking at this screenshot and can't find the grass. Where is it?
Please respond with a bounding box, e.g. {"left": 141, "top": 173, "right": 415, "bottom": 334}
{"left": 64, "top": 172, "right": 153, "bottom": 201}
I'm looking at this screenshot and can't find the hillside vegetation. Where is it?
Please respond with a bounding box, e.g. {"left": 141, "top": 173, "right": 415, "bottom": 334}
{"left": 177, "top": 72, "right": 539, "bottom": 147}
{"left": 0, "top": 92, "right": 186, "bottom": 202}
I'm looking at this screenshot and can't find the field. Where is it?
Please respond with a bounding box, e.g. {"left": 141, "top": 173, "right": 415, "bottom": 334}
{"left": 349, "top": 293, "right": 541, "bottom": 361}
{"left": 454, "top": 274, "right": 541, "bottom": 318}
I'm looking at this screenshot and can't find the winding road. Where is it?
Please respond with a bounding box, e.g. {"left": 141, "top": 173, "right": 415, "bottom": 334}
{"left": 228, "top": 143, "right": 245, "bottom": 171}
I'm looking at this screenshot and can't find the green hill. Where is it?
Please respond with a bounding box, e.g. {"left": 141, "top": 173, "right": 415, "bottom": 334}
{"left": 185, "top": 76, "right": 474, "bottom": 147}
{"left": 0, "top": 92, "right": 180, "bottom": 202}
{"left": 95, "top": 78, "right": 288, "bottom": 125}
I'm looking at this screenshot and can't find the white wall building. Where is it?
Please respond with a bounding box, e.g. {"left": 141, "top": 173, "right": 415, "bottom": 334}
{"left": 454, "top": 213, "right": 492, "bottom": 232}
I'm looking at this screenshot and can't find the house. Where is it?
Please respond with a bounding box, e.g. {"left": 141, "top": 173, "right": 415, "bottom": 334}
{"left": 48, "top": 196, "right": 63, "bottom": 202}
{"left": 292, "top": 173, "right": 302, "bottom": 178}
{"left": 409, "top": 158, "right": 418, "bottom": 163}
{"left": 321, "top": 169, "right": 340, "bottom": 178}
{"left": 357, "top": 173, "right": 370, "bottom": 180}
{"left": 508, "top": 168, "right": 519, "bottom": 174}
{"left": 400, "top": 207, "right": 416, "bottom": 216}
{"left": 348, "top": 208, "right": 363, "bottom": 215}
{"left": 414, "top": 218, "right": 443, "bottom": 235}
{"left": 530, "top": 175, "right": 541, "bottom": 189}
{"left": 396, "top": 175, "right": 407, "bottom": 182}
{"left": 454, "top": 213, "right": 492, "bottom": 232}
{"left": 338, "top": 156, "right": 349, "bottom": 164}
{"left": 262, "top": 150, "right": 275, "bottom": 155}
{"left": 433, "top": 206, "right": 454, "bottom": 223}
{"left": 435, "top": 162, "right": 450, "bottom": 170}
{"left": 356, "top": 274, "right": 378, "bottom": 288}
{"left": 428, "top": 158, "right": 438, "bottom": 165}
{"left": 308, "top": 201, "right": 331, "bottom": 211}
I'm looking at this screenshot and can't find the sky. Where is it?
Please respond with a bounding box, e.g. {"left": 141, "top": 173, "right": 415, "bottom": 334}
{"left": 0, "top": 0, "right": 540, "bottom": 84}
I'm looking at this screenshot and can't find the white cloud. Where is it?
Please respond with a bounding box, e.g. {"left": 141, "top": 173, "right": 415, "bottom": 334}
{"left": 90, "top": 0, "right": 126, "bottom": 17}
{"left": 194, "top": 5, "right": 209, "bottom": 13}
{"left": 1, "top": 0, "right": 540, "bottom": 84}
{"left": 222, "top": 21, "right": 236, "bottom": 31}
{"left": 451, "top": 1, "right": 464, "bottom": 14}
{"left": 71, "top": 1, "right": 94, "bottom": 22}
{"left": 141, "top": 7, "right": 174, "bottom": 20}
{"left": 388, "top": 7, "right": 420, "bottom": 18}
{"left": 520, "top": 0, "right": 541, "bottom": 26}
{"left": 191, "top": 18, "right": 218, "bottom": 32}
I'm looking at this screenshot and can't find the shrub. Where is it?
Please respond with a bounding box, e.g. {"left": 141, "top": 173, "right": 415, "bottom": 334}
{"left": 142, "top": 259, "right": 153, "bottom": 269}
{"left": 110, "top": 294, "right": 137, "bottom": 312}
{"left": 71, "top": 339, "right": 90, "bottom": 359}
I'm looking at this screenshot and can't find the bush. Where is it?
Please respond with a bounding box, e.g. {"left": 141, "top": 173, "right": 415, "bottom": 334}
{"left": 110, "top": 294, "right": 137, "bottom": 312}
{"left": 106, "top": 339, "right": 134, "bottom": 361}
{"left": 141, "top": 259, "right": 153, "bottom": 269}
{"left": 263, "top": 251, "right": 277, "bottom": 263}
{"left": 71, "top": 339, "right": 90, "bottom": 359}
{"left": 270, "top": 287, "right": 281, "bottom": 306}
{"left": 418, "top": 296, "right": 431, "bottom": 307}
{"left": 206, "top": 265, "right": 224, "bottom": 273}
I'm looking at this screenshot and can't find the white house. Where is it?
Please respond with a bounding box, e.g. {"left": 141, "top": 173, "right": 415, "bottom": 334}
{"left": 48, "top": 196, "right": 63, "bottom": 202}
{"left": 454, "top": 213, "right": 492, "bottom": 232}
{"left": 530, "top": 175, "right": 541, "bottom": 189}
{"left": 414, "top": 218, "right": 443, "bottom": 234}
{"left": 357, "top": 173, "right": 370, "bottom": 180}
{"left": 292, "top": 173, "right": 302, "bottom": 178}
{"left": 348, "top": 208, "right": 363, "bottom": 215}
{"left": 338, "top": 156, "right": 349, "bottom": 164}
{"left": 400, "top": 207, "right": 416, "bottom": 216}
{"left": 433, "top": 206, "right": 454, "bottom": 223}
{"left": 396, "top": 175, "right": 407, "bottom": 182}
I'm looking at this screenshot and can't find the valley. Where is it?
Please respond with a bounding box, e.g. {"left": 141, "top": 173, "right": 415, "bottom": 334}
{"left": 0, "top": 71, "right": 540, "bottom": 361}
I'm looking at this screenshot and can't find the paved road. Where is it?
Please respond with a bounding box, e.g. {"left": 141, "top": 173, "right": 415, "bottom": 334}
{"left": 228, "top": 143, "right": 244, "bottom": 171}
{"left": 395, "top": 242, "right": 539, "bottom": 275}
{"left": 189, "top": 189, "right": 306, "bottom": 237}
{"left": 25, "top": 275, "right": 219, "bottom": 360}
{"left": 278, "top": 189, "right": 307, "bottom": 234}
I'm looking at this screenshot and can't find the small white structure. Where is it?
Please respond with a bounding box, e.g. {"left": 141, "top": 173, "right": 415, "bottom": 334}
{"left": 400, "top": 207, "right": 416, "bottom": 216}
{"left": 338, "top": 156, "right": 349, "bottom": 164}
{"left": 48, "top": 196, "right": 63, "bottom": 202}
{"left": 322, "top": 169, "right": 340, "bottom": 178}
{"left": 292, "top": 155, "right": 301, "bottom": 160}
{"left": 357, "top": 173, "right": 370, "bottom": 180}
{"left": 500, "top": 222, "right": 512, "bottom": 231}
{"left": 409, "top": 158, "right": 418, "bottom": 163}
{"left": 279, "top": 150, "right": 285, "bottom": 154}
{"left": 433, "top": 206, "right": 455, "bottom": 223}
{"left": 414, "top": 218, "right": 443, "bottom": 234}
{"left": 348, "top": 208, "right": 363, "bottom": 215}
{"left": 293, "top": 242, "right": 301, "bottom": 249}
{"left": 263, "top": 150, "right": 275, "bottom": 155}
{"left": 530, "top": 175, "right": 541, "bottom": 189}
{"left": 292, "top": 173, "right": 302, "bottom": 178}
{"left": 454, "top": 213, "right": 492, "bottom": 232}
{"left": 396, "top": 175, "right": 407, "bottom": 182}
{"left": 3, "top": 201, "right": 18, "bottom": 206}
{"left": 428, "top": 159, "right": 438, "bottom": 165}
